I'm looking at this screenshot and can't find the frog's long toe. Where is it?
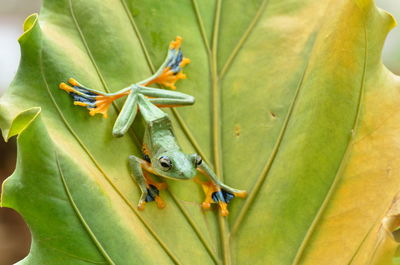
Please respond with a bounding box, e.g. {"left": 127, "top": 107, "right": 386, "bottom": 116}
{"left": 59, "top": 77, "right": 129, "bottom": 118}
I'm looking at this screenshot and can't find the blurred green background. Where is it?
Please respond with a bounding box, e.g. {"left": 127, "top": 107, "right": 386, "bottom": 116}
{"left": 0, "top": 0, "right": 399, "bottom": 264}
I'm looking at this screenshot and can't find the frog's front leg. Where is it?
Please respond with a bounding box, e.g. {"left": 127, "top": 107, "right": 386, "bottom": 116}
{"left": 196, "top": 161, "right": 247, "bottom": 216}
{"left": 129, "top": 155, "right": 167, "bottom": 210}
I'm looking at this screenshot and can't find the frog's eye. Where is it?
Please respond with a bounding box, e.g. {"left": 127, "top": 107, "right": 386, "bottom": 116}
{"left": 159, "top": 156, "right": 172, "bottom": 171}
{"left": 195, "top": 155, "right": 202, "bottom": 166}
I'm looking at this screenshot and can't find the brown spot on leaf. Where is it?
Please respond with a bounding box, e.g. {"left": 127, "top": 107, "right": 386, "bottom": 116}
{"left": 235, "top": 125, "right": 241, "bottom": 137}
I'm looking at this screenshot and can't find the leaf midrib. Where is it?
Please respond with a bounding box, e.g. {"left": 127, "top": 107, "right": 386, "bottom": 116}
{"left": 191, "top": 1, "right": 275, "bottom": 264}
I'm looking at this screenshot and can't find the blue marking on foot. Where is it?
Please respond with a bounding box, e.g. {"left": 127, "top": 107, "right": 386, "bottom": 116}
{"left": 167, "top": 49, "right": 184, "bottom": 74}
{"left": 211, "top": 189, "right": 234, "bottom": 204}
{"left": 145, "top": 184, "right": 160, "bottom": 202}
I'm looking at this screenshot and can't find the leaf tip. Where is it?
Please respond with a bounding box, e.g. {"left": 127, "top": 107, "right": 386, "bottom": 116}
{"left": 6, "top": 107, "right": 42, "bottom": 141}
{"left": 18, "top": 13, "right": 39, "bottom": 43}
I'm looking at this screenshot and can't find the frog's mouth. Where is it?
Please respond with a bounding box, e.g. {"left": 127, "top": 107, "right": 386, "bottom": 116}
{"left": 154, "top": 169, "right": 198, "bottom": 181}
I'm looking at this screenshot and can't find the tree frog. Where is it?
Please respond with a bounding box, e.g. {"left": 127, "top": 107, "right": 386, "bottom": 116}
{"left": 59, "top": 37, "right": 246, "bottom": 216}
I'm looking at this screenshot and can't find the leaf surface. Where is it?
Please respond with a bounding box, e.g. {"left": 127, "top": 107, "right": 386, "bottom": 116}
{"left": 1, "top": 0, "right": 400, "bottom": 264}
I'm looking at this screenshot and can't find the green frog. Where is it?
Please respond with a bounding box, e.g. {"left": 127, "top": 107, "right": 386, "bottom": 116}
{"left": 59, "top": 37, "right": 246, "bottom": 216}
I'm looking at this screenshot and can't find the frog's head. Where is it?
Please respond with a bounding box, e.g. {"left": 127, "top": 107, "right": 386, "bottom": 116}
{"left": 152, "top": 151, "right": 202, "bottom": 180}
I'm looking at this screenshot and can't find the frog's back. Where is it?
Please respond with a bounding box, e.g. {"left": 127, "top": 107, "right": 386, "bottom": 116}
{"left": 137, "top": 95, "right": 180, "bottom": 154}
{"left": 144, "top": 114, "right": 180, "bottom": 154}
{"left": 138, "top": 94, "right": 168, "bottom": 124}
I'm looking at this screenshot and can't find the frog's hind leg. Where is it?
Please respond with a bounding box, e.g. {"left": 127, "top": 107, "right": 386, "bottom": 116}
{"left": 59, "top": 78, "right": 130, "bottom": 118}
{"left": 138, "top": 86, "right": 195, "bottom": 108}
{"left": 129, "top": 155, "right": 167, "bottom": 210}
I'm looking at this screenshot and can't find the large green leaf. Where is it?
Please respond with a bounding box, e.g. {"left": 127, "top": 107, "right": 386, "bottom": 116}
{"left": 1, "top": 0, "right": 400, "bottom": 264}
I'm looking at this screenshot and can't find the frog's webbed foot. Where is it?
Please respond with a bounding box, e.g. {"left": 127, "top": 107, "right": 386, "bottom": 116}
{"left": 143, "top": 36, "right": 190, "bottom": 90}
{"left": 195, "top": 178, "right": 247, "bottom": 216}
{"left": 129, "top": 155, "right": 168, "bottom": 210}
{"left": 141, "top": 172, "right": 168, "bottom": 210}
{"left": 59, "top": 78, "right": 130, "bottom": 118}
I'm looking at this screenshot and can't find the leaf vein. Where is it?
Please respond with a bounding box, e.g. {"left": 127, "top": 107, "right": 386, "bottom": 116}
{"left": 190, "top": 0, "right": 212, "bottom": 54}
{"left": 39, "top": 241, "right": 107, "bottom": 264}
{"left": 346, "top": 220, "right": 377, "bottom": 265}
{"left": 290, "top": 17, "right": 369, "bottom": 265}
{"left": 119, "top": 0, "right": 156, "bottom": 72}
{"left": 56, "top": 153, "right": 116, "bottom": 265}
{"left": 169, "top": 193, "right": 221, "bottom": 265}
{"left": 68, "top": 0, "right": 111, "bottom": 94}
{"left": 68, "top": 0, "right": 142, "bottom": 146}
{"left": 219, "top": 0, "right": 269, "bottom": 79}
{"left": 230, "top": 27, "right": 322, "bottom": 237}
